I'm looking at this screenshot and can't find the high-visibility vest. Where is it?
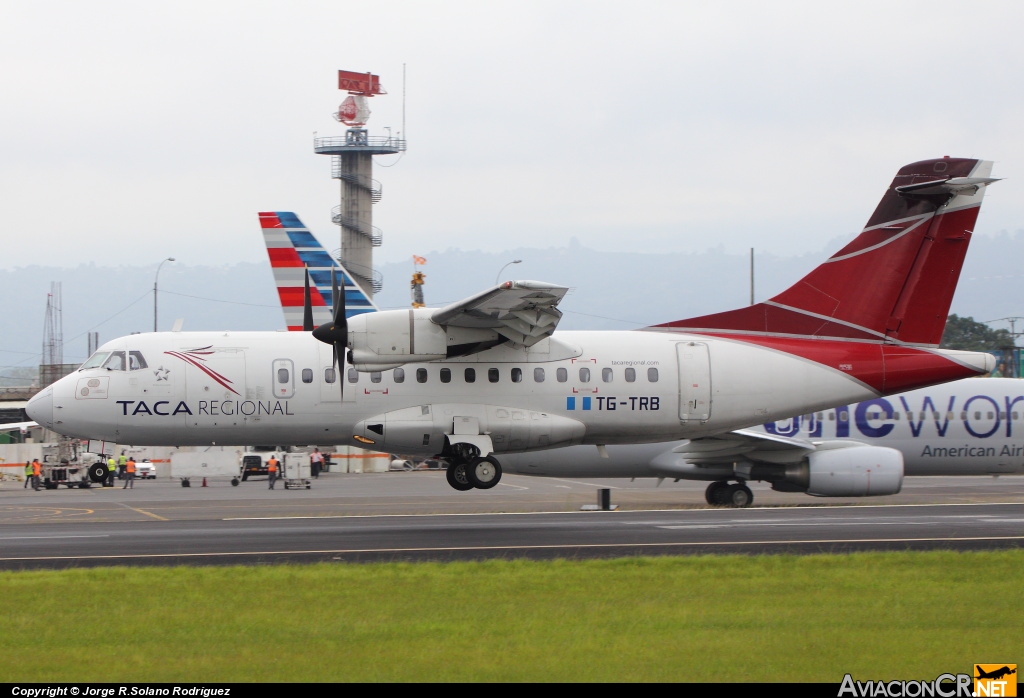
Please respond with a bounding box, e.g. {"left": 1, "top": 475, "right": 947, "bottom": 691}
{"left": 32, "top": 461, "right": 41, "bottom": 476}
{"left": 118, "top": 455, "right": 127, "bottom": 466}
{"left": 24, "top": 462, "right": 32, "bottom": 476}
{"left": 267, "top": 458, "right": 278, "bottom": 473}
{"left": 126, "top": 459, "right": 136, "bottom": 473}
{"left": 108, "top": 458, "right": 117, "bottom": 472}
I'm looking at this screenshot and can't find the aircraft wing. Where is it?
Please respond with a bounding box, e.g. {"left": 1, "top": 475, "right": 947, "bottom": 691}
{"left": 0, "top": 421, "right": 38, "bottom": 433}
{"left": 431, "top": 280, "right": 568, "bottom": 347}
{"left": 670, "top": 428, "right": 871, "bottom": 465}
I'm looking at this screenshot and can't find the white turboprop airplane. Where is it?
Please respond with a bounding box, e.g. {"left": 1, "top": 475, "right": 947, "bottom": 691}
{"left": 27, "top": 157, "right": 999, "bottom": 498}
{"left": 260, "top": 194, "right": 1021, "bottom": 508}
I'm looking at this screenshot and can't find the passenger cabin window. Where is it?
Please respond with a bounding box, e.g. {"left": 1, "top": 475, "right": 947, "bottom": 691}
{"left": 511, "top": 368, "right": 522, "bottom": 383}
{"left": 625, "top": 367, "right": 636, "bottom": 382}
{"left": 602, "top": 368, "right": 613, "bottom": 383}
{"left": 277, "top": 368, "right": 290, "bottom": 384}
{"left": 465, "top": 368, "right": 476, "bottom": 383}
{"left": 301, "top": 368, "right": 313, "bottom": 384}
{"left": 102, "top": 351, "right": 126, "bottom": 371}
{"left": 557, "top": 368, "right": 568, "bottom": 382}
{"left": 534, "top": 367, "right": 545, "bottom": 383}
{"left": 348, "top": 368, "right": 359, "bottom": 383}
{"left": 416, "top": 368, "right": 428, "bottom": 384}
{"left": 81, "top": 352, "right": 110, "bottom": 370}
{"left": 647, "top": 368, "right": 659, "bottom": 382}
{"left": 371, "top": 371, "right": 382, "bottom": 384}
{"left": 128, "top": 351, "right": 148, "bottom": 370}
{"left": 394, "top": 368, "right": 405, "bottom": 383}
{"left": 488, "top": 368, "right": 499, "bottom": 383}
{"left": 579, "top": 367, "right": 590, "bottom": 383}
{"left": 324, "top": 368, "right": 336, "bottom": 384}
{"left": 440, "top": 368, "right": 451, "bottom": 384}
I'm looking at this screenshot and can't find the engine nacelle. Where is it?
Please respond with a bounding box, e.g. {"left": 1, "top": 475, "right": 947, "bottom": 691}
{"left": 783, "top": 446, "right": 904, "bottom": 497}
{"left": 347, "top": 308, "right": 501, "bottom": 371}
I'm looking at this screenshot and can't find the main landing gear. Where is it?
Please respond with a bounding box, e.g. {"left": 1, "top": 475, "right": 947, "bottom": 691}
{"left": 443, "top": 445, "right": 503, "bottom": 491}
{"left": 705, "top": 480, "right": 754, "bottom": 508}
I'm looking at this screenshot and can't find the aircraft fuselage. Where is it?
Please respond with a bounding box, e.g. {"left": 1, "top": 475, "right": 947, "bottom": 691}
{"left": 29, "top": 328, "right": 987, "bottom": 452}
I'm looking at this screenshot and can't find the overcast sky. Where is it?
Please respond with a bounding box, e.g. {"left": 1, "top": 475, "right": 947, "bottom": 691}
{"left": 3, "top": 1, "right": 1023, "bottom": 273}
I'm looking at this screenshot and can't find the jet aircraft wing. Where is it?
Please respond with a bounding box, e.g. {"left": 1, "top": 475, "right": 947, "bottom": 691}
{"left": 0, "top": 421, "right": 38, "bottom": 433}
{"left": 431, "top": 280, "right": 568, "bottom": 347}
{"left": 669, "top": 428, "right": 872, "bottom": 465}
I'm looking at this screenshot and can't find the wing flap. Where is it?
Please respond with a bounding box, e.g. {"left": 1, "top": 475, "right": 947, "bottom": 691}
{"left": 432, "top": 280, "right": 568, "bottom": 348}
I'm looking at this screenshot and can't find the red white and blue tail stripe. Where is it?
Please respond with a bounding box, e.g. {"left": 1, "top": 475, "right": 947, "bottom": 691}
{"left": 258, "top": 212, "right": 376, "bottom": 330}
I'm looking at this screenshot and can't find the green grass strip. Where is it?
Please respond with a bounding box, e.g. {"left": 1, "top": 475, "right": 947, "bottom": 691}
{"left": 1, "top": 550, "right": 1020, "bottom": 682}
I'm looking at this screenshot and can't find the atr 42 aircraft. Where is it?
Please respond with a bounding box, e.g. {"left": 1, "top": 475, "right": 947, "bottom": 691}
{"left": 261, "top": 191, "right": 1022, "bottom": 508}
{"left": 27, "top": 157, "right": 999, "bottom": 497}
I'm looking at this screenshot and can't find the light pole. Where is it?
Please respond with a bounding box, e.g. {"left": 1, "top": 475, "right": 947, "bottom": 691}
{"left": 495, "top": 259, "right": 522, "bottom": 285}
{"left": 154, "top": 257, "right": 175, "bottom": 332}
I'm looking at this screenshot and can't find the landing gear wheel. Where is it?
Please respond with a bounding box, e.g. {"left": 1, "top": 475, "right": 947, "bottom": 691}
{"left": 231, "top": 477, "right": 240, "bottom": 487}
{"left": 445, "top": 462, "right": 474, "bottom": 491}
{"left": 726, "top": 483, "right": 753, "bottom": 508}
{"left": 88, "top": 463, "right": 108, "bottom": 483}
{"left": 466, "top": 456, "right": 501, "bottom": 489}
{"left": 705, "top": 481, "right": 731, "bottom": 506}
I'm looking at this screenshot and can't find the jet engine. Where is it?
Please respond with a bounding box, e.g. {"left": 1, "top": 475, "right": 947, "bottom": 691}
{"left": 775, "top": 446, "right": 904, "bottom": 497}
{"left": 347, "top": 309, "right": 501, "bottom": 371}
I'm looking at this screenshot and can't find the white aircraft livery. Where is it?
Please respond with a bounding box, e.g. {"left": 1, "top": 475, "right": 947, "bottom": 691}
{"left": 27, "top": 157, "right": 999, "bottom": 493}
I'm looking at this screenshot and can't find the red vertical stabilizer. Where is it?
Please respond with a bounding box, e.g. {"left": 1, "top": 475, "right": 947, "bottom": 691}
{"left": 654, "top": 157, "right": 997, "bottom": 347}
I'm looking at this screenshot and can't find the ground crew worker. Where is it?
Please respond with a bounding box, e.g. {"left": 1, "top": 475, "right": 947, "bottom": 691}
{"left": 310, "top": 448, "right": 323, "bottom": 479}
{"left": 267, "top": 455, "right": 279, "bottom": 490}
{"left": 106, "top": 456, "right": 117, "bottom": 487}
{"left": 122, "top": 456, "right": 136, "bottom": 489}
{"left": 117, "top": 451, "right": 128, "bottom": 479}
{"left": 23, "top": 461, "right": 32, "bottom": 488}
{"left": 31, "top": 458, "right": 41, "bottom": 491}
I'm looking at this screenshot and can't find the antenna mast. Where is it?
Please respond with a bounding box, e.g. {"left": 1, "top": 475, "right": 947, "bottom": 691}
{"left": 41, "top": 282, "right": 64, "bottom": 387}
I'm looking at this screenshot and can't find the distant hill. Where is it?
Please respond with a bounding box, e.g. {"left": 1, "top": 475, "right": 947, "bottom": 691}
{"left": 2, "top": 229, "right": 1022, "bottom": 371}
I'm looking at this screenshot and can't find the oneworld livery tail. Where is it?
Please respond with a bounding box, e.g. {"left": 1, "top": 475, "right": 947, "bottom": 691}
{"left": 258, "top": 211, "right": 376, "bottom": 330}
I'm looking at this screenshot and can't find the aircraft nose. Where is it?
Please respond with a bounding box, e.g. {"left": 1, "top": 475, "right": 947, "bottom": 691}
{"left": 26, "top": 387, "right": 54, "bottom": 429}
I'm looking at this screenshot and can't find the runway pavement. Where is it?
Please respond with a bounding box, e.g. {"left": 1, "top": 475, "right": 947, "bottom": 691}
{"left": 0, "top": 471, "right": 1022, "bottom": 568}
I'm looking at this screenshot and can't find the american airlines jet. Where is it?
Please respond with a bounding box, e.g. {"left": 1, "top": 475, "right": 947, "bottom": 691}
{"left": 498, "top": 376, "right": 1024, "bottom": 506}
{"left": 27, "top": 157, "right": 999, "bottom": 498}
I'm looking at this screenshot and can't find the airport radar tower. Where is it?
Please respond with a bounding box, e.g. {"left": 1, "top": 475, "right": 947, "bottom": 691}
{"left": 314, "top": 70, "right": 406, "bottom": 298}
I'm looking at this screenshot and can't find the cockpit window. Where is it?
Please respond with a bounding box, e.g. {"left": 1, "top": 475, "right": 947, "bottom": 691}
{"left": 102, "top": 351, "right": 126, "bottom": 371}
{"left": 81, "top": 352, "right": 110, "bottom": 370}
{"left": 128, "top": 351, "right": 148, "bottom": 371}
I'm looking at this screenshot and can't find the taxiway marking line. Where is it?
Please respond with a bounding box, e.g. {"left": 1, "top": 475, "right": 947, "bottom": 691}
{"left": 0, "top": 535, "right": 110, "bottom": 540}
{"left": 116, "top": 503, "right": 169, "bottom": 521}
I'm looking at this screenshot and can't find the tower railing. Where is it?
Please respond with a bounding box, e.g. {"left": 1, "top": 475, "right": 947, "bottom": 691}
{"left": 332, "top": 167, "right": 383, "bottom": 203}
{"left": 314, "top": 135, "right": 407, "bottom": 153}
{"left": 331, "top": 207, "right": 383, "bottom": 247}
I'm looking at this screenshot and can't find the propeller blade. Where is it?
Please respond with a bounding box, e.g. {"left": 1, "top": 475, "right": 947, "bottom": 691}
{"left": 331, "top": 267, "right": 340, "bottom": 319}
{"left": 335, "top": 344, "right": 344, "bottom": 400}
{"left": 335, "top": 271, "right": 348, "bottom": 326}
{"left": 302, "top": 267, "right": 314, "bottom": 332}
